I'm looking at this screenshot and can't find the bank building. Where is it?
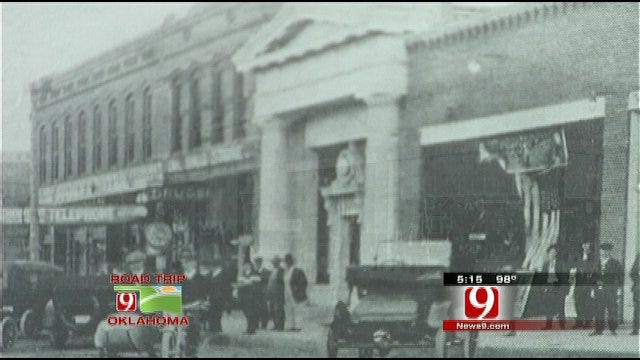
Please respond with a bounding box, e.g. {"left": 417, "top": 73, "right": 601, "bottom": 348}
{"left": 28, "top": 3, "right": 639, "bottom": 322}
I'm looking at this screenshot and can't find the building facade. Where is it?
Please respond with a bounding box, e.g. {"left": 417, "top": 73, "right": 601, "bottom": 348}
{"left": 234, "top": 2, "right": 639, "bottom": 319}
{"left": 29, "top": 3, "right": 280, "bottom": 275}
{"left": 29, "top": 3, "right": 639, "bottom": 321}
{"left": 1, "top": 152, "right": 32, "bottom": 261}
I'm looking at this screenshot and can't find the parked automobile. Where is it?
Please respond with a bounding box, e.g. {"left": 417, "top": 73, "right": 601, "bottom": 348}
{"left": 43, "top": 274, "right": 114, "bottom": 349}
{"left": 326, "top": 241, "right": 478, "bottom": 358}
{"left": 1, "top": 260, "right": 64, "bottom": 339}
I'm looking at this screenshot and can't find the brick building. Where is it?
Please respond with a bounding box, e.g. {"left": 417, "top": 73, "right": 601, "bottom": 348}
{"left": 29, "top": 3, "right": 280, "bottom": 275}
{"left": 235, "top": 2, "right": 638, "bottom": 320}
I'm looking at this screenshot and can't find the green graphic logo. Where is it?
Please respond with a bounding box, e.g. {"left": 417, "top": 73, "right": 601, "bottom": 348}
{"left": 114, "top": 285, "right": 182, "bottom": 314}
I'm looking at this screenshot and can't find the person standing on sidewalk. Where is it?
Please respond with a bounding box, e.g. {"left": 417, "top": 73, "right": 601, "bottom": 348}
{"left": 630, "top": 253, "right": 639, "bottom": 336}
{"left": 237, "top": 262, "right": 262, "bottom": 335}
{"left": 540, "top": 245, "right": 569, "bottom": 330}
{"left": 590, "top": 242, "right": 623, "bottom": 336}
{"left": 283, "top": 253, "right": 308, "bottom": 332}
{"left": 253, "top": 257, "right": 271, "bottom": 330}
{"left": 573, "top": 239, "right": 596, "bottom": 329}
{"left": 267, "top": 256, "right": 285, "bottom": 331}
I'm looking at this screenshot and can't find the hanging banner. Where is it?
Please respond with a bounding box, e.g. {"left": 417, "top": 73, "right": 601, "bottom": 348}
{"left": 479, "top": 127, "right": 568, "bottom": 174}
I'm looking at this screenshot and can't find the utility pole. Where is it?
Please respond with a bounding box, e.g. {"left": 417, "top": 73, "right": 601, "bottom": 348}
{"left": 28, "top": 104, "right": 40, "bottom": 261}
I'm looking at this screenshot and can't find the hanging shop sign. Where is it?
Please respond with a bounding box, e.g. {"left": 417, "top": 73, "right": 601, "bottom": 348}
{"left": 1, "top": 206, "right": 148, "bottom": 225}
{"left": 136, "top": 186, "right": 215, "bottom": 203}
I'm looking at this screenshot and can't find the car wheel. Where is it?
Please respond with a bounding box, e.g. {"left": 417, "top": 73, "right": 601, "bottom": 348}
{"left": 326, "top": 328, "right": 339, "bottom": 358}
{"left": 20, "top": 309, "right": 39, "bottom": 338}
{"left": 50, "top": 327, "right": 69, "bottom": 349}
{"left": 2, "top": 317, "right": 17, "bottom": 351}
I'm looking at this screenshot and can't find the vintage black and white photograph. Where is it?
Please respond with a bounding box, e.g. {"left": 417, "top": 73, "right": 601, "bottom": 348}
{"left": 1, "top": 2, "right": 639, "bottom": 358}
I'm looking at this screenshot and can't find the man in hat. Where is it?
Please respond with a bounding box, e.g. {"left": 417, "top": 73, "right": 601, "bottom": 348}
{"left": 266, "top": 256, "right": 285, "bottom": 331}
{"left": 180, "top": 250, "right": 207, "bottom": 355}
{"left": 573, "top": 239, "right": 597, "bottom": 329}
{"left": 253, "top": 257, "right": 271, "bottom": 330}
{"left": 590, "top": 243, "right": 623, "bottom": 335}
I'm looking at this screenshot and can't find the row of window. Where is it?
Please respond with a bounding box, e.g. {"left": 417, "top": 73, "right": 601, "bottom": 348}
{"left": 39, "top": 70, "right": 246, "bottom": 184}
{"left": 38, "top": 88, "right": 153, "bottom": 183}
{"left": 170, "top": 70, "right": 245, "bottom": 153}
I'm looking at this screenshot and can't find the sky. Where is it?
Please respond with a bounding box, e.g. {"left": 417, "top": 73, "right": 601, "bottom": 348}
{"left": 2, "top": 2, "right": 195, "bottom": 154}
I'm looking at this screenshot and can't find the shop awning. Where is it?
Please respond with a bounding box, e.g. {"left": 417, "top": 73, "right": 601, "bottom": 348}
{"left": 1, "top": 205, "right": 147, "bottom": 225}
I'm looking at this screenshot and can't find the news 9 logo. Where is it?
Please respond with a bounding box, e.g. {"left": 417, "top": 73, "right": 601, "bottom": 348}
{"left": 464, "top": 286, "right": 499, "bottom": 319}
{"left": 116, "top": 292, "right": 138, "bottom": 312}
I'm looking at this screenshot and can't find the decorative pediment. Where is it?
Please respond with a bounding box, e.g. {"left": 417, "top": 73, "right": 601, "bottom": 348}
{"left": 233, "top": 3, "right": 446, "bottom": 73}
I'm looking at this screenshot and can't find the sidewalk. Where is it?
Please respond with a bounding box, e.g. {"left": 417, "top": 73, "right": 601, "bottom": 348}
{"left": 202, "top": 308, "right": 640, "bottom": 358}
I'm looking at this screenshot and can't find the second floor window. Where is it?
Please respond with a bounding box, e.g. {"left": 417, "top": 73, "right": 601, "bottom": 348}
{"left": 142, "top": 87, "right": 152, "bottom": 160}
{"left": 108, "top": 101, "right": 118, "bottom": 167}
{"left": 63, "top": 117, "right": 72, "bottom": 178}
{"left": 171, "top": 80, "right": 182, "bottom": 152}
{"left": 211, "top": 70, "right": 224, "bottom": 144}
{"left": 39, "top": 125, "right": 47, "bottom": 182}
{"left": 93, "top": 107, "right": 102, "bottom": 171}
{"left": 77, "top": 112, "right": 86, "bottom": 175}
{"left": 189, "top": 75, "right": 202, "bottom": 149}
{"left": 51, "top": 123, "right": 59, "bottom": 180}
{"left": 125, "top": 95, "right": 135, "bottom": 164}
{"left": 232, "top": 72, "right": 246, "bottom": 140}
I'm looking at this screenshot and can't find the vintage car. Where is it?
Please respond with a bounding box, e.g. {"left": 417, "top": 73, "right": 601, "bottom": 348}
{"left": 326, "top": 241, "right": 478, "bottom": 358}
{"left": 1, "top": 260, "right": 64, "bottom": 339}
{"left": 43, "top": 274, "right": 114, "bottom": 349}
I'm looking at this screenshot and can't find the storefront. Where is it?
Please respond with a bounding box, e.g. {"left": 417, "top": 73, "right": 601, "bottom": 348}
{"left": 135, "top": 172, "right": 256, "bottom": 274}
{"left": 420, "top": 104, "right": 606, "bottom": 273}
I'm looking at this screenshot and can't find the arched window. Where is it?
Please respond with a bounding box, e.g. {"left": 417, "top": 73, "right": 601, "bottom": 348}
{"left": 51, "top": 122, "right": 59, "bottom": 180}
{"left": 63, "top": 116, "right": 73, "bottom": 178}
{"left": 171, "top": 78, "right": 182, "bottom": 152}
{"left": 93, "top": 106, "right": 102, "bottom": 171}
{"left": 77, "top": 112, "right": 87, "bottom": 175}
{"left": 189, "top": 72, "right": 202, "bottom": 149}
{"left": 39, "top": 125, "right": 47, "bottom": 182}
{"left": 142, "top": 87, "right": 152, "bottom": 160}
{"left": 124, "top": 94, "right": 135, "bottom": 164}
{"left": 108, "top": 100, "right": 118, "bottom": 167}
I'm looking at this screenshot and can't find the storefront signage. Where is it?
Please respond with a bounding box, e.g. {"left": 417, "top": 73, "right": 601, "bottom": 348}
{"left": 39, "top": 162, "right": 164, "bottom": 205}
{"left": 1, "top": 206, "right": 148, "bottom": 225}
{"left": 136, "top": 186, "right": 214, "bottom": 203}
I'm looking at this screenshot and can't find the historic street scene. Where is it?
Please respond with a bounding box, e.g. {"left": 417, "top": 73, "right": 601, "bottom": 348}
{"left": 2, "top": 2, "right": 639, "bottom": 358}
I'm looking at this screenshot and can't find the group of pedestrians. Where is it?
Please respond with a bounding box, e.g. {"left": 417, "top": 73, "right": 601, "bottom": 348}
{"left": 535, "top": 241, "right": 639, "bottom": 336}
{"left": 237, "top": 254, "right": 309, "bottom": 334}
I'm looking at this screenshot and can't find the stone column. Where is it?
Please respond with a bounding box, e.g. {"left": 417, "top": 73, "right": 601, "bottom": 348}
{"left": 624, "top": 91, "right": 639, "bottom": 322}
{"left": 257, "top": 119, "right": 291, "bottom": 261}
{"left": 360, "top": 94, "right": 414, "bottom": 264}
